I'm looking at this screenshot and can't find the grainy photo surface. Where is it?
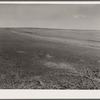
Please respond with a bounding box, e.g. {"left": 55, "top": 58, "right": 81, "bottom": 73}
{"left": 0, "top": 4, "right": 100, "bottom": 89}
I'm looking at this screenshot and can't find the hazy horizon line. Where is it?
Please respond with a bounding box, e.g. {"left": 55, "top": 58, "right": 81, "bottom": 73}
{"left": 0, "top": 27, "right": 100, "bottom": 31}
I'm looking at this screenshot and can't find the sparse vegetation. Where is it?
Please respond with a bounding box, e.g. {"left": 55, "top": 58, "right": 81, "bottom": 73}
{"left": 0, "top": 28, "right": 100, "bottom": 89}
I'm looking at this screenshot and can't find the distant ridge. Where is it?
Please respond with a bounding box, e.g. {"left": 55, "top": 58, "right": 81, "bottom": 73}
{"left": 0, "top": 27, "right": 100, "bottom": 31}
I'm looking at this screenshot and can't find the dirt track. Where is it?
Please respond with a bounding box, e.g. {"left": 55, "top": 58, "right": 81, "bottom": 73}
{"left": 9, "top": 29, "right": 100, "bottom": 49}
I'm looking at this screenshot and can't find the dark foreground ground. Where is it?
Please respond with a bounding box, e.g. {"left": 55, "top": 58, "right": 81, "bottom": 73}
{"left": 0, "top": 28, "right": 100, "bottom": 89}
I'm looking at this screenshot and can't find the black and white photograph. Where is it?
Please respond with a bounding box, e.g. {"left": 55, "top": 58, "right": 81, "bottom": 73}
{"left": 0, "top": 2, "right": 100, "bottom": 90}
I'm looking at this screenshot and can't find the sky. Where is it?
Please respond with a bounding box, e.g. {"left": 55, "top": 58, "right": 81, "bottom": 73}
{"left": 0, "top": 4, "right": 100, "bottom": 30}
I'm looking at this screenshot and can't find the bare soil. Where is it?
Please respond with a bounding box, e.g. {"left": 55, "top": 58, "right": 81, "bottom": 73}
{"left": 0, "top": 28, "right": 100, "bottom": 89}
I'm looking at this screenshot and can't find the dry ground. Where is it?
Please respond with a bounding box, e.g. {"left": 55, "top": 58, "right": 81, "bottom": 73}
{"left": 0, "top": 28, "right": 100, "bottom": 89}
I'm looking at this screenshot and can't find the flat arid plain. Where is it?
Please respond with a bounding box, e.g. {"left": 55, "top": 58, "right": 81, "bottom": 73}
{"left": 0, "top": 28, "right": 100, "bottom": 89}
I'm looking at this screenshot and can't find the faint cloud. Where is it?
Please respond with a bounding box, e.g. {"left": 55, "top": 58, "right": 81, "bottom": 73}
{"left": 74, "top": 15, "right": 85, "bottom": 18}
